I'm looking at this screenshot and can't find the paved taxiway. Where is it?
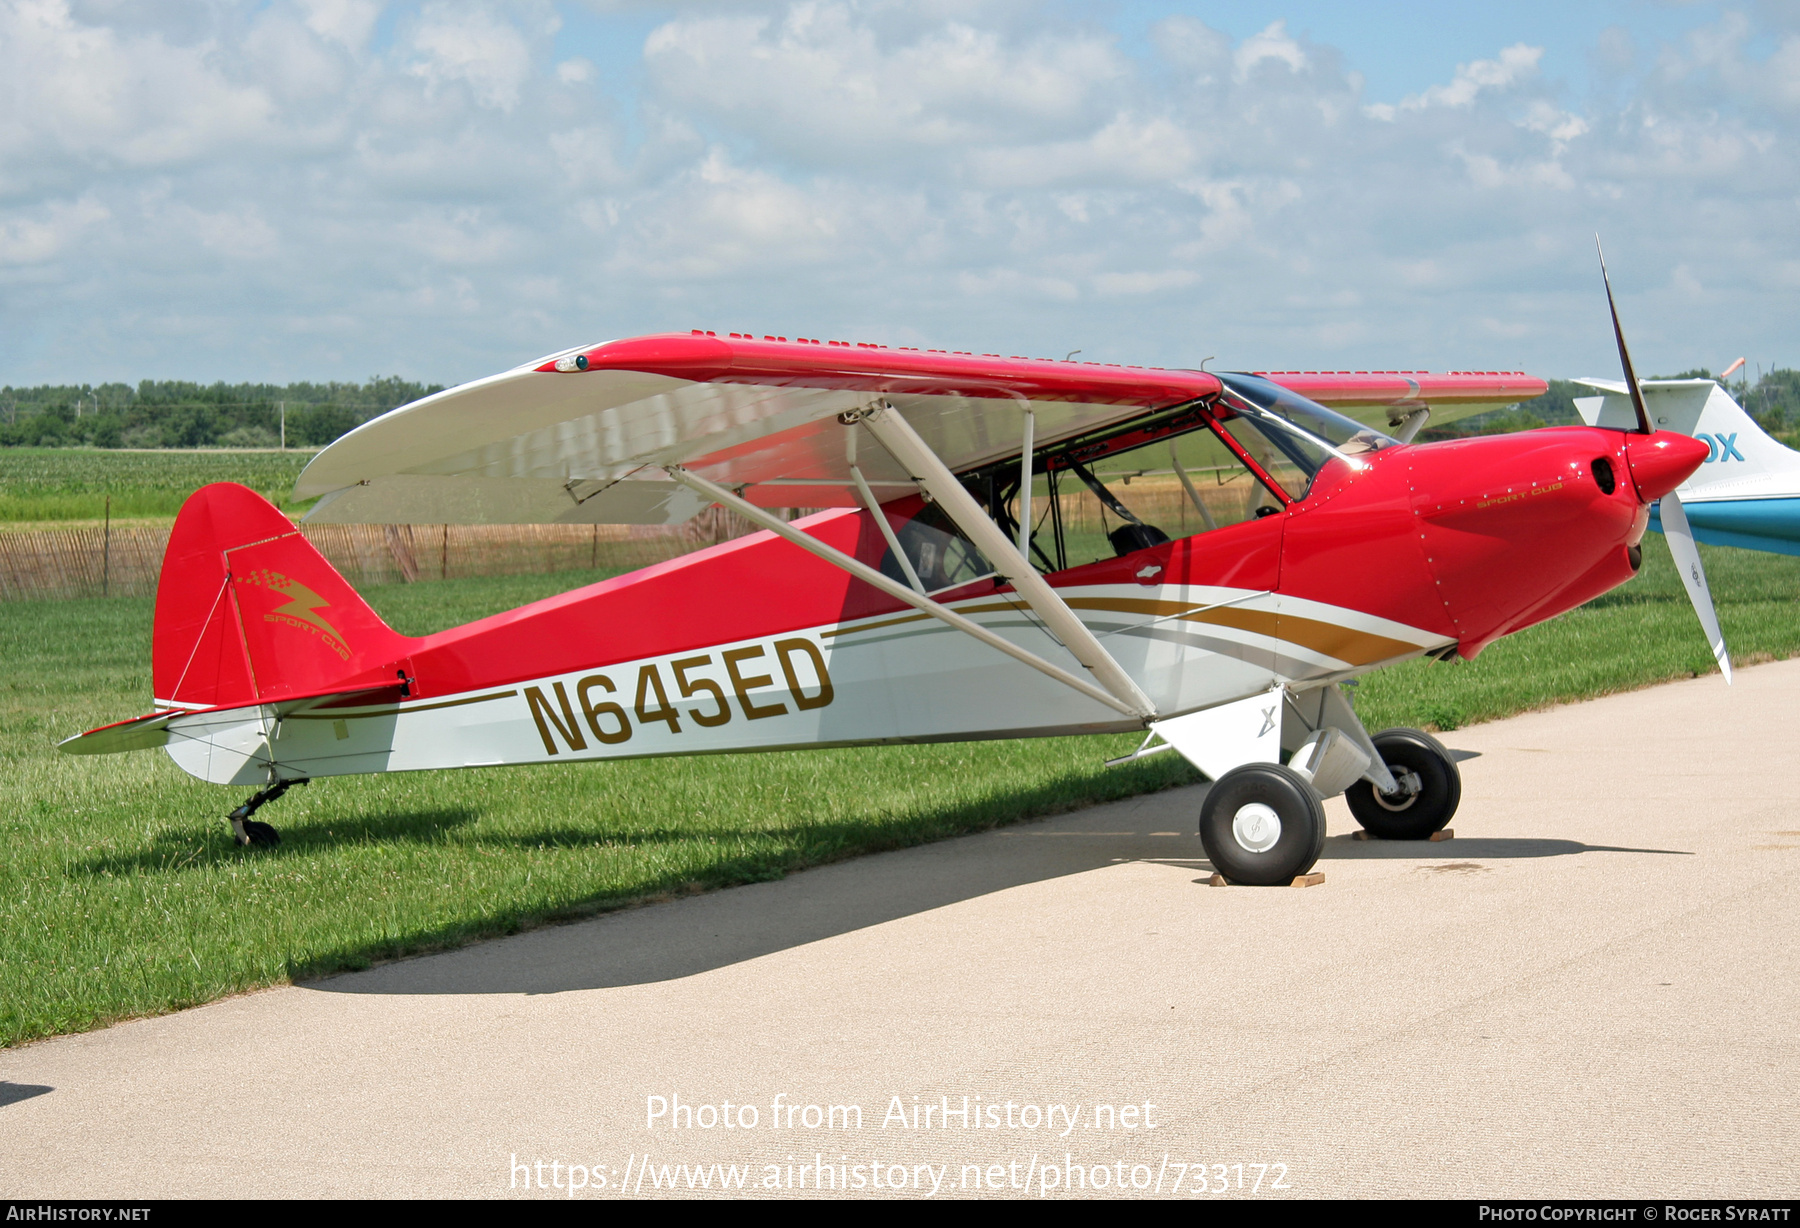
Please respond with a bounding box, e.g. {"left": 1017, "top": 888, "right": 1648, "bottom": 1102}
{"left": 3, "top": 661, "right": 1796, "bottom": 1198}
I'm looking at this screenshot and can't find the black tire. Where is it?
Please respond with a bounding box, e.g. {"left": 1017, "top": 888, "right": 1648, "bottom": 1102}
{"left": 1344, "top": 727, "right": 1461, "bottom": 840}
{"left": 1199, "top": 762, "right": 1325, "bottom": 886}
{"left": 241, "top": 820, "right": 282, "bottom": 848}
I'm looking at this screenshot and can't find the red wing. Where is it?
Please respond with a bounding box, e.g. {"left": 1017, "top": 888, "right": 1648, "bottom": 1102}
{"left": 1261, "top": 370, "right": 1549, "bottom": 430}
{"left": 295, "top": 333, "right": 1221, "bottom": 525}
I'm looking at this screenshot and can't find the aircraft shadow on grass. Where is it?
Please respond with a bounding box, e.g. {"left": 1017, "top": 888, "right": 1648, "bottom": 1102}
{"left": 303, "top": 780, "right": 1691, "bottom": 1000}
{"left": 74, "top": 807, "right": 482, "bottom": 877}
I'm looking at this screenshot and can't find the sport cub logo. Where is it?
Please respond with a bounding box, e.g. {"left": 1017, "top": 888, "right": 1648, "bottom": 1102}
{"left": 235, "top": 568, "right": 351, "bottom": 661}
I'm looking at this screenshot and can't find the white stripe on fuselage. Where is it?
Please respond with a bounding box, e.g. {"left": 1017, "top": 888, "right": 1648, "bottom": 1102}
{"left": 162, "top": 583, "right": 1452, "bottom": 784}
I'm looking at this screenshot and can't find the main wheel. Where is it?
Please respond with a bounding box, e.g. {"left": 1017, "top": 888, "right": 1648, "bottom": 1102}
{"left": 1198, "top": 763, "right": 1326, "bottom": 885}
{"left": 1344, "top": 727, "right": 1460, "bottom": 840}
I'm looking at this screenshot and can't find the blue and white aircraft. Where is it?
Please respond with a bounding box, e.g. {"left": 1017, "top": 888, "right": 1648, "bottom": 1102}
{"left": 1576, "top": 377, "right": 1800, "bottom": 557}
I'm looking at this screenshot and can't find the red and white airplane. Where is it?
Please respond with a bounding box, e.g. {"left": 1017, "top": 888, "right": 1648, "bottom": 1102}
{"left": 62, "top": 271, "right": 1728, "bottom": 885}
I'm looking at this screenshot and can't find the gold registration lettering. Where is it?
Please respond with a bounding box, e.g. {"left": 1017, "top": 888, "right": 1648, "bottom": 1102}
{"left": 525, "top": 681, "right": 588, "bottom": 755}
{"left": 722, "top": 645, "right": 788, "bottom": 720}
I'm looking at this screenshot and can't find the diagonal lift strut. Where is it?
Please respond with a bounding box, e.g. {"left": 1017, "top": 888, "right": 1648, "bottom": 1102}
{"left": 661, "top": 466, "right": 1148, "bottom": 721}
{"left": 855, "top": 404, "right": 1158, "bottom": 720}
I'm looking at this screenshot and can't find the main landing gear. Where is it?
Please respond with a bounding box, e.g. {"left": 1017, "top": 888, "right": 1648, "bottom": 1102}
{"left": 227, "top": 778, "right": 307, "bottom": 848}
{"left": 1198, "top": 762, "right": 1327, "bottom": 886}
{"left": 1344, "top": 728, "right": 1461, "bottom": 840}
{"left": 1197, "top": 727, "right": 1463, "bottom": 879}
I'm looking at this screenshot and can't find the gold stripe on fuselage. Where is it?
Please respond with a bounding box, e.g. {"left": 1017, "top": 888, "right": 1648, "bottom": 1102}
{"left": 824, "top": 592, "right": 1424, "bottom": 669}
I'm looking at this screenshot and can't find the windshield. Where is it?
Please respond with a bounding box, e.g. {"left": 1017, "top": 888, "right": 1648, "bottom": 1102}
{"left": 1216, "top": 373, "right": 1399, "bottom": 458}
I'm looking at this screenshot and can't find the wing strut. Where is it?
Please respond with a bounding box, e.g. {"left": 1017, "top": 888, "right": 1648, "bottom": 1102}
{"left": 662, "top": 466, "right": 1146, "bottom": 720}
{"left": 855, "top": 405, "right": 1159, "bottom": 720}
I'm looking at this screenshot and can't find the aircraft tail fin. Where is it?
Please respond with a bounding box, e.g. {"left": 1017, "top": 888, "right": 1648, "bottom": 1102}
{"left": 1572, "top": 378, "right": 1800, "bottom": 488}
{"left": 154, "top": 483, "right": 418, "bottom": 710}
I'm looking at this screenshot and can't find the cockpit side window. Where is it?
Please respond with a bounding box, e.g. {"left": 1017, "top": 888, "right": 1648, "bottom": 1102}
{"left": 877, "top": 501, "right": 993, "bottom": 594}
{"left": 929, "top": 391, "right": 1333, "bottom": 580}
{"left": 1214, "top": 409, "right": 1321, "bottom": 501}
{"left": 1026, "top": 417, "right": 1292, "bottom": 572}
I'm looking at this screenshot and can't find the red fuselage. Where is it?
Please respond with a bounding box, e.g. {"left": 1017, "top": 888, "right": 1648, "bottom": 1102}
{"left": 144, "top": 425, "right": 1707, "bottom": 771}
{"left": 353, "top": 425, "right": 1705, "bottom": 704}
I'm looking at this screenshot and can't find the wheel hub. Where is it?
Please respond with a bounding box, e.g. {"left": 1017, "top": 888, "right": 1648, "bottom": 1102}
{"left": 1231, "top": 802, "right": 1282, "bottom": 853}
{"left": 1374, "top": 768, "right": 1423, "bottom": 812}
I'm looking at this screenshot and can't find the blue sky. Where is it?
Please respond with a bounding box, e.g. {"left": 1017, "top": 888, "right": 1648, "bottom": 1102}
{"left": 4, "top": 1, "right": 1797, "bottom": 387}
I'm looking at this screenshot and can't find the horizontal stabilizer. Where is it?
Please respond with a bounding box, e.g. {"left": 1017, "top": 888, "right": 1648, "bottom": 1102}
{"left": 58, "top": 683, "right": 411, "bottom": 758}
{"left": 58, "top": 708, "right": 186, "bottom": 756}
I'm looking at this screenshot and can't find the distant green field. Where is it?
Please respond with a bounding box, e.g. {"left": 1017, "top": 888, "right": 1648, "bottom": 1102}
{"left": 0, "top": 448, "right": 316, "bottom": 522}
{"left": 1, "top": 534, "right": 1796, "bottom": 1048}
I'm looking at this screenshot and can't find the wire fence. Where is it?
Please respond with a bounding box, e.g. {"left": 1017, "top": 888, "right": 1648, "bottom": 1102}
{"left": 0, "top": 479, "right": 1258, "bottom": 602}
{"left": 0, "top": 508, "right": 761, "bottom": 602}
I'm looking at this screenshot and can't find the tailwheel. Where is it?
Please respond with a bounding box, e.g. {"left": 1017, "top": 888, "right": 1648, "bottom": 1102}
{"left": 232, "top": 819, "right": 282, "bottom": 848}
{"left": 1198, "top": 762, "right": 1325, "bottom": 886}
{"left": 226, "top": 778, "right": 306, "bottom": 848}
{"left": 1344, "top": 728, "right": 1461, "bottom": 840}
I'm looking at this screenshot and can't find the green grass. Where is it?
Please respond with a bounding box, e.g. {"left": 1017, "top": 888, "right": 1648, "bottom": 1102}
{"left": 3, "top": 535, "right": 1798, "bottom": 1048}
{"left": 0, "top": 448, "right": 317, "bottom": 522}
{"left": 0, "top": 566, "right": 1198, "bottom": 1047}
{"left": 1353, "top": 532, "right": 1800, "bottom": 732}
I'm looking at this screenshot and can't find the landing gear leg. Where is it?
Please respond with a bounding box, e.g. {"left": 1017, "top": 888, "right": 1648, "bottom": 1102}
{"left": 228, "top": 778, "right": 306, "bottom": 847}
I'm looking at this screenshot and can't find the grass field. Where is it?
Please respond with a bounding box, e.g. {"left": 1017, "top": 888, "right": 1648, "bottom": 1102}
{"left": 0, "top": 448, "right": 317, "bottom": 523}
{"left": 2, "top": 534, "right": 1798, "bottom": 1048}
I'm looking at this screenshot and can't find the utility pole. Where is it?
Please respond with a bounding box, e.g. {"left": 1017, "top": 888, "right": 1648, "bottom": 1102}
{"left": 279, "top": 400, "right": 286, "bottom": 450}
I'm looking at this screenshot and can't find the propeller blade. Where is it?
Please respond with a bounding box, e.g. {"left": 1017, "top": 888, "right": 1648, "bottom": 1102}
{"left": 1658, "top": 488, "right": 1733, "bottom": 684}
{"left": 1596, "top": 237, "right": 1653, "bottom": 435}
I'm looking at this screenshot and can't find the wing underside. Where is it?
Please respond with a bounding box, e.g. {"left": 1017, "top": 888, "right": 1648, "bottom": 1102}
{"left": 297, "top": 335, "right": 1223, "bottom": 525}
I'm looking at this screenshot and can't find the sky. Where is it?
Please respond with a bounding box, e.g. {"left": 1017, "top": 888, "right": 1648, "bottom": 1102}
{"left": 4, "top": 0, "right": 1799, "bottom": 388}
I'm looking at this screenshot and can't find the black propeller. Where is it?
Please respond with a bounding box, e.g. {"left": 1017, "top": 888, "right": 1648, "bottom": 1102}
{"left": 1596, "top": 237, "right": 1653, "bottom": 435}
{"left": 1596, "top": 237, "right": 1732, "bottom": 683}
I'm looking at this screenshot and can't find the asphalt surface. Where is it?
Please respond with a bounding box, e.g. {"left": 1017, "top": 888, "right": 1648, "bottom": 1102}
{"left": 3, "top": 662, "right": 1797, "bottom": 1199}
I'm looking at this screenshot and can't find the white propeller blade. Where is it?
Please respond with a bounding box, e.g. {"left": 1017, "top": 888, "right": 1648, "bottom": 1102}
{"left": 1659, "top": 489, "right": 1732, "bottom": 683}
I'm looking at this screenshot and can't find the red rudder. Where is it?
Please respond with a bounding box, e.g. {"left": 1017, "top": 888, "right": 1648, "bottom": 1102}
{"left": 153, "top": 484, "right": 417, "bottom": 709}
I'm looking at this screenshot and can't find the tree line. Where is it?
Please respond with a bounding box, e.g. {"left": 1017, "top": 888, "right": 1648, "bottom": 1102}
{"left": 0, "top": 377, "right": 444, "bottom": 449}
{"left": 5, "top": 367, "right": 1797, "bottom": 451}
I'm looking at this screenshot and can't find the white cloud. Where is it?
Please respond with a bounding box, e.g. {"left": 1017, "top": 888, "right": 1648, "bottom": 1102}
{"left": 970, "top": 115, "right": 1194, "bottom": 188}
{"left": 3, "top": 1, "right": 1799, "bottom": 387}
{"left": 1522, "top": 101, "right": 1589, "bottom": 147}
{"left": 556, "top": 57, "right": 595, "bottom": 85}
{"left": 956, "top": 267, "right": 1079, "bottom": 303}
{"left": 0, "top": 195, "right": 109, "bottom": 265}
{"left": 1233, "top": 20, "right": 1306, "bottom": 79}
{"left": 608, "top": 149, "right": 854, "bottom": 280}
{"left": 1093, "top": 269, "right": 1198, "bottom": 296}
{"left": 1366, "top": 43, "right": 1543, "bottom": 119}
{"left": 643, "top": 2, "right": 1126, "bottom": 161}
{"left": 406, "top": 2, "right": 548, "bottom": 112}
{"left": 298, "top": 0, "right": 383, "bottom": 50}
{"left": 0, "top": 0, "right": 275, "bottom": 183}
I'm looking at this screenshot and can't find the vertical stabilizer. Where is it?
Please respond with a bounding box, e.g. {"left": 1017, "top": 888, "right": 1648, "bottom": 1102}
{"left": 154, "top": 484, "right": 418, "bottom": 709}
